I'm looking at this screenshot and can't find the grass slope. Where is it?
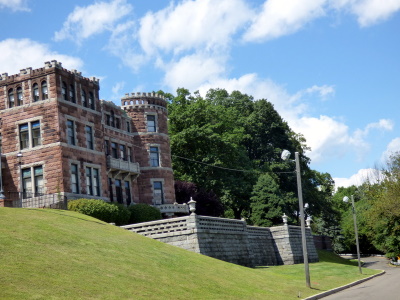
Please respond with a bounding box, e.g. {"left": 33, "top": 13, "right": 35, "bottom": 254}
{"left": 0, "top": 208, "right": 380, "bottom": 299}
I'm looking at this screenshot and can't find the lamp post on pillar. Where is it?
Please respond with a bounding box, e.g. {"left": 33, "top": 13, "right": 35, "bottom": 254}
{"left": 282, "top": 150, "right": 311, "bottom": 288}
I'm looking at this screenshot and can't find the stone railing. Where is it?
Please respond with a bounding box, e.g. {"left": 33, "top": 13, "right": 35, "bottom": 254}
{"left": 106, "top": 156, "right": 140, "bottom": 174}
{"left": 121, "top": 216, "right": 192, "bottom": 238}
{"left": 196, "top": 215, "right": 246, "bottom": 233}
{"left": 157, "top": 203, "right": 189, "bottom": 214}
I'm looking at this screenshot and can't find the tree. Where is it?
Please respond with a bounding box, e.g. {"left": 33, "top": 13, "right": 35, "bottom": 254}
{"left": 174, "top": 181, "right": 224, "bottom": 217}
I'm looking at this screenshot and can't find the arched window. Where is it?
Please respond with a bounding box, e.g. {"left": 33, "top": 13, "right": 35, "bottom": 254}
{"left": 32, "top": 83, "right": 39, "bottom": 102}
{"left": 17, "top": 87, "right": 23, "bottom": 106}
{"left": 88, "top": 91, "right": 94, "bottom": 109}
{"left": 81, "top": 90, "right": 87, "bottom": 107}
{"left": 41, "top": 81, "right": 48, "bottom": 100}
{"left": 62, "top": 82, "right": 68, "bottom": 100}
{"left": 8, "top": 88, "right": 14, "bottom": 108}
{"left": 69, "top": 84, "right": 75, "bottom": 103}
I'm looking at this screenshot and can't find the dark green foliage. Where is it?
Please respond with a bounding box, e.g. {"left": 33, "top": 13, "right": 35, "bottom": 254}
{"left": 68, "top": 199, "right": 130, "bottom": 225}
{"left": 128, "top": 204, "right": 162, "bottom": 224}
{"left": 174, "top": 181, "right": 224, "bottom": 217}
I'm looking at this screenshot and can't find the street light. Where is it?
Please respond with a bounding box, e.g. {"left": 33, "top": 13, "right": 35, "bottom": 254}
{"left": 343, "top": 195, "right": 362, "bottom": 274}
{"left": 282, "top": 150, "right": 311, "bottom": 288}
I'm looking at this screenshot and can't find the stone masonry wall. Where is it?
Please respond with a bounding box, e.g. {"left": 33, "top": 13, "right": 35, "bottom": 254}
{"left": 122, "top": 215, "right": 319, "bottom": 267}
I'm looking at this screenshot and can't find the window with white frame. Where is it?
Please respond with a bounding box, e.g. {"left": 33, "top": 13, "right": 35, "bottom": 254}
{"left": 119, "top": 144, "right": 126, "bottom": 161}
{"left": 150, "top": 146, "right": 160, "bottom": 167}
{"left": 85, "top": 125, "right": 94, "bottom": 150}
{"left": 71, "top": 163, "right": 79, "bottom": 194}
{"left": 86, "top": 167, "right": 100, "bottom": 196}
{"left": 67, "top": 120, "right": 76, "bottom": 145}
{"left": 19, "top": 120, "right": 41, "bottom": 150}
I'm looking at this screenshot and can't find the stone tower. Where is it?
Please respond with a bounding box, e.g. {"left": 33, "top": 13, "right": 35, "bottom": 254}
{"left": 121, "top": 92, "right": 175, "bottom": 205}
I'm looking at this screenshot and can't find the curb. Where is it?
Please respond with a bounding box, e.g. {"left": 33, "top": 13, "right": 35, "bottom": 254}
{"left": 304, "top": 270, "right": 385, "bottom": 300}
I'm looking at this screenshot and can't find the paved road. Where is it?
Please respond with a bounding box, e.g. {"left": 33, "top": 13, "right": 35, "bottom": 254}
{"left": 322, "top": 256, "right": 400, "bottom": 300}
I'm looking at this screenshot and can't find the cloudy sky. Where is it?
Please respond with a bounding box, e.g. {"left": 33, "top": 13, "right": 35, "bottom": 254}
{"left": 1, "top": 0, "right": 399, "bottom": 188}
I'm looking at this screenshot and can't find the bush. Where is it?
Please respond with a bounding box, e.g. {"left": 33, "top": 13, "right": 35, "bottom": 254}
{"left": 68, "top": 199, "right": 130, "bottom": 226}
{"left": 128, "top": 204, "right": 162, "bottom": 224}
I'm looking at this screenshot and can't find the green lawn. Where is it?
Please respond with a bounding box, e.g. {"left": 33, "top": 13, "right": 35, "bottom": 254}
{"left": 0, "top": 208, "right": 381, "bottom": 299}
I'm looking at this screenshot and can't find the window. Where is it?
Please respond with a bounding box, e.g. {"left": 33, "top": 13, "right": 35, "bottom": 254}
{"left": 67, "top": 120, "right": 75, "bottom": 145}
{"left": 19, "top": 121, "right": 41, "bottom": 150}
{"left": 32, "top": 83, "right": 39, "bottom": 102}
{"left": 119, "top": 144, "right": 126, "bottom": 161}
{"left": 17, "top": 87, "right": 23, "bottom": 106}
{"left": 127, "top": 147, "right": 133, "bottom": 162}
{"left": 126, "top": 121, "right": 131, "bottom": 133}
{"left": 147, "top": 115, "right": 156, "bottom": 132}
{"left": 153, "top": 181, "right": 164, "bottom": 204}
{"left": 69, "top": 84, "right": 75, "bottom": 103}
{"left": 115, "top": 179, "right": 122, "bottom": 204}
{"left": 110, "top": 111, "right": 115, "bottom": 127}
{"left": 150, "top": 147, "right": 160, "bottom": 167}
{"left": 8, "top": 89, "right": 14, "bottom": 108}
{"left": 85, "top": 125, "right": 94, "bottom": 150}
{"left": 108, "top": 178, "right": 114, "bottom": 202}
{"left": 116, "top": 118, "right": 120, "bottom": 129}
{"left": 111, "top": 142, "right": 118, "bottom": 158}
{"left": 41, "top": 81, "right": 48, "bottom": 100}
{"left": 81, "top": 90, "right": 87, "bottom": 107}
{"left": 88, "top": 92, "right": 95, "bottom": 109}
{"left": 31, "top": 121, "right": 41, "bottom": 147}
{"left": 125, "top": 181, "right": 131, "bottom": 206}
{"left": 104, "top": 140, "right": 110, "bottom": 155}
{"left": 106, "top": 114, "right": 111, "bottom": 126}
{"left": 86, "top": 167, "right": 100, "bottom": 196}
{"left": 71, "top": 164, "right": 79, "bottom": 194}
{"left": 22, "top": 166, "right": 43, "bottom": 198}
{"left": 62, "top": 82, "right": 68, "bottom": 100}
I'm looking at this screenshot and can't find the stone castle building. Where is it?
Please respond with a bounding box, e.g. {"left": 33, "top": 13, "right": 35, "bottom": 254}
{"left": 0, "top": 60, "right": 185, "bottom": 216}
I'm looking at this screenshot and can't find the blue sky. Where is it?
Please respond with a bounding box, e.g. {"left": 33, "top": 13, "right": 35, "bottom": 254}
{"left": 1, "top": 0, "right": 399, "bottom": 188}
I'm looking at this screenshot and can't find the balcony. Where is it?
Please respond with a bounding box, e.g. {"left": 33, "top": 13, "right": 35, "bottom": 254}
{"left": 106, "top": 156, "right": 140, "bottom": 178}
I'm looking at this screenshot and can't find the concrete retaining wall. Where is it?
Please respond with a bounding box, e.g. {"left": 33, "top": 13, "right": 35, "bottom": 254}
{"left": 122, "top": 214, "right": 319, "bottom": 267}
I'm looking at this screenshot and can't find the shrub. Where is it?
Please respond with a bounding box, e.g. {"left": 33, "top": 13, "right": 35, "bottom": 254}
{"left": 128, "top": 204, "right": 162, "bottom": 224}
{"left": 68, "top": 199, "right": 130, "bottom": 225}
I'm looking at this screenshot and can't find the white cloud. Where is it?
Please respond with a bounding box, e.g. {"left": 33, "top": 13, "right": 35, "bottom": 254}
{"left": 138, "top": 0, "right": 252, "bottom": 55}
{"left": 381, "top": 137, "right": 400, "bottom": 162}
{"left": 243, "top": 0, "right": 327, "bottom": 42}
{"left": 0, "top": 38, "right": 83, "bottom": 75}
{"left": 330, "top": 0, "right": 400, "bottom": 27}
{"left": 0, "top": 0, "right": 29, "bottom": 11}
{"left": 54, "top": 0, "right": 133, "bottom": 43}
{"left": 163, "top": 53, "right": 227, "bottom": 90}
{"left": 334, "top": 168, "right": 383, "bottom": 188}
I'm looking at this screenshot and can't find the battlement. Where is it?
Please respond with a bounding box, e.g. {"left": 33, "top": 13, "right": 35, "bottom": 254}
{"left": 0, "top": 60, "right": 99, "bottom": 85}
{"left": 121, "top": 92, "right": 167, "bottom": 108}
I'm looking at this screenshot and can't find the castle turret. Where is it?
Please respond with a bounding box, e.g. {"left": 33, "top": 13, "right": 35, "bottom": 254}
{"left": 121, "top": 92, "right": 175, "bottom": 207}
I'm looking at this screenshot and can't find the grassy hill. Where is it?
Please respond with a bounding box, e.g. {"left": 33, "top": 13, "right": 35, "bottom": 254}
{"left": 0, "top": 208, "right": 380, "bottom": 299}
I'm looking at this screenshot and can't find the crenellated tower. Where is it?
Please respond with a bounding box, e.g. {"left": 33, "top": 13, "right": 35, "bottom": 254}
{"left": 121, "top": 92, "right": 175, "bottom": 206}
